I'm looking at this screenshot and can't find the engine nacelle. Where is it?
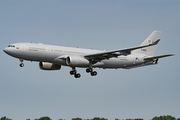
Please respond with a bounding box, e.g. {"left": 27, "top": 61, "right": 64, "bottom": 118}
{"left": 66, "top": 56, "right": 89, "bottom": 67}
{"left": 39, "top": 62, "right": 61, "bottom": 70}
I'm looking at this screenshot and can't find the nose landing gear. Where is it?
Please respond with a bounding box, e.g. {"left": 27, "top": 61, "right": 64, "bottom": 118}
{"left": 19, "top": 59, "right": 24, "bottom": 67}
{"left": 20, "top": 63, "right": 24, "bottom": 67}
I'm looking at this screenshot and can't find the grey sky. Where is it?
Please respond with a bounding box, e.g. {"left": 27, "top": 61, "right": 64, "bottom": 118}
{"left": 0, "top": 1, "right": 179, "bottom": 120}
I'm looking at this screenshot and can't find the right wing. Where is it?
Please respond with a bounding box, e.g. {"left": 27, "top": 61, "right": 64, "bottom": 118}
{"left": 84, "top": 39, "right": 160, "bottom": 62}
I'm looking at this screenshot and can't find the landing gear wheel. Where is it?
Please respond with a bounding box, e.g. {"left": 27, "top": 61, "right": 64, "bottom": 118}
{"left": 70, "top": 70, "right": 76, "bottom": 75}
{"left": 70, "top": 67, "right": 81, "bottom": 78}
{"left": 75, "top": 73, "right": 81, "bottom": 78}
{"left": 91, "top": 71, "right": 97, "bottom": 76}
{"left": 93, "top": 71, "right": 97, "bottom": 76}
{"left": 86, "top": 68, "right": 92, "bottom": 73}
{"left": 20, "top": 63, "right": 24, "bottom": 67}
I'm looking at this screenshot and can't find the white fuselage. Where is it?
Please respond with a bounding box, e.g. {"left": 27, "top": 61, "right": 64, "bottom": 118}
{"left": 3, "top": 42, "right": 146, "bottom": 69}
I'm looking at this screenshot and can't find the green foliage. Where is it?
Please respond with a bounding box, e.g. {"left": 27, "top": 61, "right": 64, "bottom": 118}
{"left": 34, "top": 116, "right": 52, "bottom": 120}
{"left": 72, "top": 118, "right": 82, "bottom": 120}
{"left": 1, "top": 115, "right": 180, "bottom": 120}
{"left": 91, "top": 117, "right": 108, "bottom": 120}
{"left": 72, "top": 118, "right": 108, "bottom": 120}
{"left": 152, "top": 115, "right": 176, "bottom": 120}
{"left": 0, "top": 116, "right": 12, "bottom": 120}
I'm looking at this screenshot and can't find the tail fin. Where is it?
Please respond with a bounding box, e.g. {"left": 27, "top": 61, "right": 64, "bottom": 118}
{"left": 132, "top": 31, "right": 162, "bottom": 56}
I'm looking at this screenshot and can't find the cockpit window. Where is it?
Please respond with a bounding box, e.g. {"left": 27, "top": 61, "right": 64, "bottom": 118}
{"left": 8, "top": 45, "right": 15, "bottom": 47}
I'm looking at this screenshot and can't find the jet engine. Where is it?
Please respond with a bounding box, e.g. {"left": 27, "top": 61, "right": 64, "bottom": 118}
{"left": 39, "top": 62, "right": 61, "bottom": 70}
{"left": 66, "top": 56, "right": 89, "bottom": 67}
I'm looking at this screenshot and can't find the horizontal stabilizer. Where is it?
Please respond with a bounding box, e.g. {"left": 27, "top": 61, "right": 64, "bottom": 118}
{"left": 144, "top": 54, "right": 174, "bottom": 61}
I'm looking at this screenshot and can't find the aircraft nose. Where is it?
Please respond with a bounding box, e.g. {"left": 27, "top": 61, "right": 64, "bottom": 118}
{"left": 3, "top": 48, "right": 8, "bottom": 53}
{"left": 3, "top": 47, "right": 11, "bottom": 54}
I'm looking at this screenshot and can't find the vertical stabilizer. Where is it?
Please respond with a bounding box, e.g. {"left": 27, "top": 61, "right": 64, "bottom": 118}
{"left": 132, "top": 31, "right": 162, "bottom": 56}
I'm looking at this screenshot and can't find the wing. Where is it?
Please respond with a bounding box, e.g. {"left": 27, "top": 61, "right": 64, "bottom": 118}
{"left": 144, "top": 54, "right": 174, "bottom": 62}
{"left": 84, "top": 39, "right": 160, "bottom": 62}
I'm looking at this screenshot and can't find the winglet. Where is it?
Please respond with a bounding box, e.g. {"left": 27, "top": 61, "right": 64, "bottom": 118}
{"left": 151, "top": 39, "right": 160, "bottom": 45}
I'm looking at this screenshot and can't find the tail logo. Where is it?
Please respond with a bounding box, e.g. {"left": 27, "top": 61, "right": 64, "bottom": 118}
{"left": 147, "top": 40, "right": 152, "bottom": 44}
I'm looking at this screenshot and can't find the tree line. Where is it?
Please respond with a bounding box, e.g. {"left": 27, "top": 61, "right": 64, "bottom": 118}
{"left": 1, "top": 115, "right": 180, "bottom": 120}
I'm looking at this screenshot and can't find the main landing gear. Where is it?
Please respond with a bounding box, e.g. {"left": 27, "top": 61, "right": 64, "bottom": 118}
{"left": 86, "top": 68, "right": 97, "bottom": 76}
{"left": 70, "top": 67, "right": 81, "bottom": 78}
{"left": 86, "top": 60, "right": 97, "bottom": 76}
{"left": 19, "top": 59, "right": 24, "bottom": 67}
{"left": 69, "top": 60, "right": 97, "bottom": 78}
{"left": 69, "top": 67, "right": 97, "bottom": 78}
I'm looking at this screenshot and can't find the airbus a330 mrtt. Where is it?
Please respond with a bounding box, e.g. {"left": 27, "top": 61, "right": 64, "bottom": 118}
{"left": 3, "top": 31, "right": 174, "bottom": 78}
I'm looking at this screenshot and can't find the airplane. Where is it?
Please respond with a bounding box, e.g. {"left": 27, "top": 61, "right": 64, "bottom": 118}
{"left": 3, "top": 31, "right": 174, "bottom": 78}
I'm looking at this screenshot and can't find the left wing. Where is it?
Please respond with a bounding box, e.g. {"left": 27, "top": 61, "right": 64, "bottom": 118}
{"left": 84, "top": 39, "right": 160, "bottom": 62}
